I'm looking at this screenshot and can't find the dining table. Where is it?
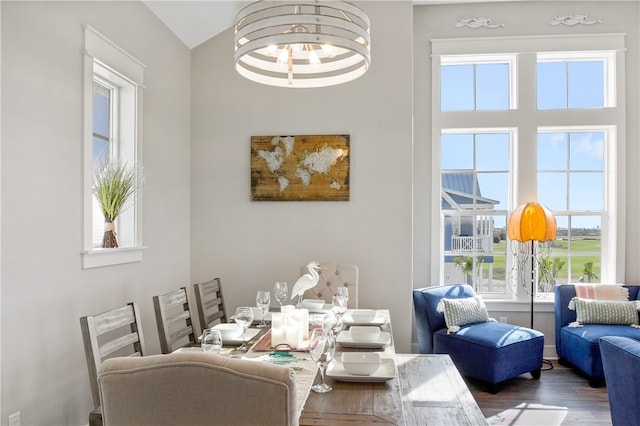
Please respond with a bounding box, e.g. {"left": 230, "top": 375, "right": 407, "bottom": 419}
{"left": 195, "top": 308, "right": 487, "bottom": 425}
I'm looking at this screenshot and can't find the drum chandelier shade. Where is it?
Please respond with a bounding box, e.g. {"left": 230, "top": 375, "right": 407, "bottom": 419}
{"left": 234, "top": 1, "right": 371, "bottom": 88}
{"left": 507, "top": 202, "right": 557, "bottom": 243}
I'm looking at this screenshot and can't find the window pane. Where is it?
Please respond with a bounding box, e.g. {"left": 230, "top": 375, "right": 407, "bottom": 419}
{"left": 570, "top": 132, "right": 604, "bottom": 171}
{"left": 442, "top": 172, "right": 475, "bottom": 208}
{"left": 441, "top": 65, "right": 474, "bottom": 111}
{"left": 476, "top": 63, "right": 509, "bottom": 110}
{"left": 568, "top": 61, "right": 604, "bottom": 108}
{"left": 93, "top": 82, "right": 110, "bottom": 138}
{"left": 441, "top": 134, "right": 473, "bottom": 170}
{"left": 93, "top": 137, "right": 109, "bottom": 164}
{"left": 477, "top": 173, "right": 507, "bottom": 210}
{"left": 537, "top": 62, "right": 567, "bottom": 110}
{"left": 537, "top": 172, "right": 567, "bottom": 210}
{"left": 538, "top": 133, "right": 567, "bottom": 170}
{"left": 476, "top": 133, "right": 509, "bottom": 170}
{"left": 570, "top": 172, "right": 603, "bottom": 210}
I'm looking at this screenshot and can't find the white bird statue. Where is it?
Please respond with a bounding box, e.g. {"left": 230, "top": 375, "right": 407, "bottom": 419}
{"left": 291, "top": 261, "right": 326, "bottom": 306}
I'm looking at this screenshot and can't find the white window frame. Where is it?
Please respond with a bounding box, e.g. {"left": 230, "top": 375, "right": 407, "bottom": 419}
{"left": 431, "top": 34, "right": 626, "bottom": 300}
{"left": 81, "top": 25, "right": 146, "bottom": 269}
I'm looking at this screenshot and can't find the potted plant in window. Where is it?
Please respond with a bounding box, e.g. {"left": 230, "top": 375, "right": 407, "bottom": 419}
{"left": 92, "top": 160, "right": 141, "bottom": 248}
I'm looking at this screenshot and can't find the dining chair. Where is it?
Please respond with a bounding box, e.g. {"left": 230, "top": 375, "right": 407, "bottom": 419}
{"left": 193, "top": 277, "right": 227, "bottom": 332}
{"left": 302, "top": 262, "right": 359, "bottom": 308}
{"left": 153, "top": 287, "right": 198, "bottom": 354}
{"left": 98, "top": 351, "right": 297, "bottom": 426}
{"left": 80, "top": 301, "right": 147, "bottom": 426}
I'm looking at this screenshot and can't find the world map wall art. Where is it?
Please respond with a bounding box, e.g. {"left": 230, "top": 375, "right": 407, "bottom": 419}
{"left": 251, "top": 134, "right": 350, "bottom": 201}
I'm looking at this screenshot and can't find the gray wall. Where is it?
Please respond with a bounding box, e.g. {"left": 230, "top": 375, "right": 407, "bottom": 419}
{"left": 1, "top": 2, "right": 191, "bottom": 424}
{"left": 190, "top": 1, "right": 414, "bottom": 353}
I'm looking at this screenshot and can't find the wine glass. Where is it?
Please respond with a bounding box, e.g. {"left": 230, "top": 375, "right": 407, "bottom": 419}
{"left": 331, "top": 295, "right": 348, "bottom": 332}
{"left": 256, "top": 290, "right": 271, "bottom": 328}
{"left": 274, "top": 281, "right": 288, "bottom": 307}
{"left": 234, "top": 307, "right": 254, "bottom": 351}
{"left": 309, "top": 328, "right": 336, "bottom": 393}
{"left": 201, "top": 328, "right": 223, "bottom": 354}
{"left": 336, "top": 287, "right": 349, "bottom": 306}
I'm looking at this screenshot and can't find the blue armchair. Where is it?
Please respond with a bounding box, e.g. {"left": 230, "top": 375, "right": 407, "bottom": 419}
{"left": 554, "top": 284, "right": 640, "bottom": 386}
{"left": 413, "top": 284, "right": 544, "bottom": 393}
{"left": 599, "top": 336, "right": 640, "bottom": 426}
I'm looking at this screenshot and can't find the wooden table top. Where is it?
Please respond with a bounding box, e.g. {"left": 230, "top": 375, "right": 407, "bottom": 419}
{"left": 211, "top": 309, "right": 486, "bottom": 425}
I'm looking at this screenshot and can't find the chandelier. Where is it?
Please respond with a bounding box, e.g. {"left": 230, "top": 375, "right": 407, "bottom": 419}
{"left": 234, "top": 1, "right": 371, "bottom": 88}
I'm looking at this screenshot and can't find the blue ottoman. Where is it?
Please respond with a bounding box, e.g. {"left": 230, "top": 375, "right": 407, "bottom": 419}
{"left": 414, "top": 285, "right": 545, "bottom": 393}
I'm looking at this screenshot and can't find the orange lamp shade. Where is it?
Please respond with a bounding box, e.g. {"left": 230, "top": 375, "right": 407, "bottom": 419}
{"left": 507, "top": 202, "right": 557, "bottom": 243}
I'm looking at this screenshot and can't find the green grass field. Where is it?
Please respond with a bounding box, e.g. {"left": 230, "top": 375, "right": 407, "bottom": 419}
{"left": 484, "top": 237, "right": 601, "bottom": 283}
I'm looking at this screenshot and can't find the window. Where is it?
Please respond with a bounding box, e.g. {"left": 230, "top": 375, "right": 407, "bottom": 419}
{"left": 432, "top": 35, "right": 625, "bottom": 299}
{"left": 82, "top": 25, "right": 145, "bottom": 269}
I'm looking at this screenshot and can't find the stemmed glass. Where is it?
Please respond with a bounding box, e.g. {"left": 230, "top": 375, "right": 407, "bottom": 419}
{"left": 201, "top": 329, "right": 223, "bottom": 354}
{"left": 309, "top": 328, "right": 336, "bottom": 393}
{"left": 274, "top": 281, "right": 288, "bottom": 307}
{"left": 256, "top": 290, "right": 271, "bottom": 328}
{"left": 331, "top": 295, "right": 348, "bottom": 333}
{"left": 234, "top": 307, "right": 254, "bottom": 351}
{"left": 336, "top": 287, "right": 349, "bottom": 306}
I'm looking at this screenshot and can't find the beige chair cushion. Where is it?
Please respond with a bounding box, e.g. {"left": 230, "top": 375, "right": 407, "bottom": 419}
{"left": 303, "top": 263, "right": 359, "bottom": 308}
{"left": 98, "top": 352, "right": 297, "bottom": 426}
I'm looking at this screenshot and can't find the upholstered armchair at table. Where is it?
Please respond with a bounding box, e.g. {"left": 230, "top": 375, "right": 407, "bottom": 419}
{"left": 303, "top": 262, "right": 358, "bottom": 308}
{"left": 599, "top": 336, "right": 640, "bottom": 426}
{"left": 413, "top": 284, "right": 544, "bottom": 393}
{"left": 98, "top": 351, "right": 297, "bottom": 426}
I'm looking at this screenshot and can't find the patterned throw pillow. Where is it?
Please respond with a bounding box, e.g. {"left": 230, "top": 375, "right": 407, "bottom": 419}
{"left": 436, "top": 296, "right": 492, "bottom": 333}
{"left": 568, "top": 297, "right": 640, "bottom": 327}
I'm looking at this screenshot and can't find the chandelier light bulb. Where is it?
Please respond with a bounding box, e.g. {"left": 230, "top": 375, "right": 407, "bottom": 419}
{"left": 308, "top": 49, "right": 321, "bottom": 67}
{"left": 276, "top": 48, "right": 289, "bottom": 66}
{"left": 321, "top": 44, "right": 338, "bottom": 58}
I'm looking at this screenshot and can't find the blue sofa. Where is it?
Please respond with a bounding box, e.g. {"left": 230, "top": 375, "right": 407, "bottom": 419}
{"left": 599, "top": 336, "right": 640, "bottom": 426}
{"left": 554, "top": 284, "right": 640, "bottom": 386}
{"left": 413, "top": 284, "right": 544, "bottom": 393}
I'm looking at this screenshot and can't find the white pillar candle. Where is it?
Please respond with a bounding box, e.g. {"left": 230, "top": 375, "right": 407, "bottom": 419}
{"left": 271, "top": 312, "right": 285, "bottom": 330}
{"left": 285, "top": 322, "right": 302, "bottom": 347}
{"left": 292, "top": 308, "right": 309, "bottom": 339}
{"left": 271, "top": 327, "right": 287, "bottom": 347}
{"left": 281, "top": 305, "right": 295, "bottom": 315}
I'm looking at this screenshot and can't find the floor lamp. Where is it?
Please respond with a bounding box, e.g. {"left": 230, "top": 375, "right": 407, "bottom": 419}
{"left": 507, "top": 202, "right": 557, "bottom": 330}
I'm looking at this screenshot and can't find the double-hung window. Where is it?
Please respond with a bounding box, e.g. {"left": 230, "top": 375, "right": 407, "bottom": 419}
{"left": 82, "top": 25, "right": 145, "bottom": 268}
{"left": 432, "top": 34, "right": 625, "bottom": 299}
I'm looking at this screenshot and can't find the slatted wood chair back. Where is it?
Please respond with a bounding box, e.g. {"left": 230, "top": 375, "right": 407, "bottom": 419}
{"left": 80, "top": 302, "right": 146, "bottom": 409}
{"left": 194, "top": 277, "right": 227, "bottom": 331}
{"left": 153, "top": 287, "right": 197, "bottom": 354}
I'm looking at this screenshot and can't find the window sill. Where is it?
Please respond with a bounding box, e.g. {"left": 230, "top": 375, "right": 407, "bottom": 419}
{"left": 484, "top": 298, "right": 555, "bottom": 312}
{"left": 81, "top": 246, "right": 145, "bottom": 269}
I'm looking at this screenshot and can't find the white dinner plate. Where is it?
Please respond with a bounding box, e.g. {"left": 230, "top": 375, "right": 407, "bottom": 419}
{"left": 327, "top": 357, "right": 396, "bottom": 382}
{"left": 336, "top": 331, "right": 391, "bottom": 348}
{"left": 342, "top": 311, "right": 387, "bottom": 326}
{"left": 199, "top": 328, "right": 261, "bottom": 345}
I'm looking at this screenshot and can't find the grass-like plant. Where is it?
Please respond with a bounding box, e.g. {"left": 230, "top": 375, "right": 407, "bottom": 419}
{"left": 92, "top": 160, "right": 140, "bottom": 248}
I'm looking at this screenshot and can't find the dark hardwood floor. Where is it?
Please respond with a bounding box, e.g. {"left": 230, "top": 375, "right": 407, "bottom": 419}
{"left": 464, "top": 360, "right": 612, "bottom": 425}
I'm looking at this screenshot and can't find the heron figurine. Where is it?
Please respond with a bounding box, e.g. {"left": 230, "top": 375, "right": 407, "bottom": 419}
{"left": 291, "top": 261, "right": 326, "bottom": 306}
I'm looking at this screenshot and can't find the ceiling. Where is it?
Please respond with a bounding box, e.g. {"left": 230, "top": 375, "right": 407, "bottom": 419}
{"left": 143, "top": 0, "right": 507, "bottom": 50}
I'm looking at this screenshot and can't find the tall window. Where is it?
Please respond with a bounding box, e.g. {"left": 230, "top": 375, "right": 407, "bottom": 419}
{"left": 432, "top": 35, "right": 624, "bottom": 298}
{"left": 82, "top": 25, "right": 145, "bottom": 268}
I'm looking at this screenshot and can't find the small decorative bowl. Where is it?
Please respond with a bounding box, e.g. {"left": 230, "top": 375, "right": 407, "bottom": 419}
{"left": 341, "top": 352, "right": 381, "bottom": 376}
{"left": 349, "top": 326, "right": 381, "bottom": 342}
{"left": 212, "top": 323, "right": 242, "bottom": 340}
{"left": 302, "top": 299, "right": 325, "bottom": 310}
{"left": 350, "top": 309, "right": 377, "bottom": 323}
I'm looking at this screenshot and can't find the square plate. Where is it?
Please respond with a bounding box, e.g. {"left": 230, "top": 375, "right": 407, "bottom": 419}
{"left": 336, "top": 331, "right": 391, "bottom": 348}
{"left": 199, "top": 328, "right": 261, "bottom": 346}
{"left": 342, "top": 311, "right": 387, "bottom": 326}
{"left": 327, "top": 357, "right": 396, "bottom": 382}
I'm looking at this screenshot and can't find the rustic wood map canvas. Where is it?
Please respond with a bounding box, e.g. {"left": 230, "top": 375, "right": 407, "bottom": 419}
{"left": 251, "top": 135, "right": 350, "bottom": 201}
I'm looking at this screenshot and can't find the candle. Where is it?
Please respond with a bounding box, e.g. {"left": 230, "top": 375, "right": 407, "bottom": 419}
{"left": 291, "top": 308, "right": 309, "bottom": 339}
{"left": 271, "top": 327, "right": 287, "bottom": 347}
{"left": 271, "top": 313, "right": 285, "bottom": 329}
{"left": 281, "top": 305, "right": 295, "bottom": 315}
